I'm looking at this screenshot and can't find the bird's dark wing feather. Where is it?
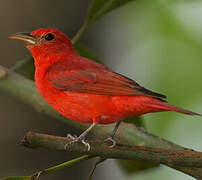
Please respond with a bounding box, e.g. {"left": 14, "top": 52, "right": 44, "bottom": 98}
{"left": 48, "top": 68, "right": 166, "bottom": 101}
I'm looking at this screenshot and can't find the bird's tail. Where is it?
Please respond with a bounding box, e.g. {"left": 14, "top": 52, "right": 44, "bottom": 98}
{"left": 148, "top": 100, "right": 202, "bottom": 116}
{"left": 166, "top": 104, "right": 202, "bottom": 116}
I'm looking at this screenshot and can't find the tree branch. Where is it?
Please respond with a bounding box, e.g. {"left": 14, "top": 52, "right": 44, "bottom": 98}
{"left": 0, "top": 65, "right": 202, "bottom": 178}
{"left": 21, "top": 132, "right": 202, "bottom": 168}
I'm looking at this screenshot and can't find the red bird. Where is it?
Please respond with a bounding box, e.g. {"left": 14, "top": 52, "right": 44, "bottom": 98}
{"left": 10, "top": 28, "right": 201, "bottom": 149}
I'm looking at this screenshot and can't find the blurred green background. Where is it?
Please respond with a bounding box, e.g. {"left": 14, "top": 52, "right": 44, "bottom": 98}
{"left": 0, "top": 0, "right": 202, "bottom": 179}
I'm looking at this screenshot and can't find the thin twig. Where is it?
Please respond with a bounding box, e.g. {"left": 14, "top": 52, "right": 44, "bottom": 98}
{"left": 72, "top": 22, "right": 89, "bottom": 45}
{"left": 71, "top": 0, "right": 116, "bottom": 44}
{"left": 30, "top": 155, "right": 93, "bottom": 180}
{"left": 10, "top": 56, "right": 33, "bottom": 72}
{"left": 88, "top": 157, "right": 106, "bottom": 180}
{"left": 87, "top": 0, "right": 115, "bottom": 24}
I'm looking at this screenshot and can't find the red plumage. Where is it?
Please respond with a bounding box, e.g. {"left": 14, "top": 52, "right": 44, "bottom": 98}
{"left": 10, "top": 28, "right": 201, "bottom": 148}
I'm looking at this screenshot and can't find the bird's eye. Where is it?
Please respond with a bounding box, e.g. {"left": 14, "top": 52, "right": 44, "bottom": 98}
{"left": 44, "top": 33, "right": 55, "bottom": 41}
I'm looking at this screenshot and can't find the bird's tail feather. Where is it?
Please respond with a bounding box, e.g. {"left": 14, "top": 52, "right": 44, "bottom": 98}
{"left": 148, "top": 101, "right": 202, "bottom": 116}
{"left": 166, "top": 104, "right": 202, "bottom": 116}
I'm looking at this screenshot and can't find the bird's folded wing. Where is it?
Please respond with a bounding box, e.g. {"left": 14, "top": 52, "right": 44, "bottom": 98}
{"left": 48, "top": 68, "right": 166, "bottom": 100}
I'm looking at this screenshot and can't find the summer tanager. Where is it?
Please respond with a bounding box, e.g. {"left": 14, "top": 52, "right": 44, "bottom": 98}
{"left": 10, "top": 28, "right": 201, "bottom": 149}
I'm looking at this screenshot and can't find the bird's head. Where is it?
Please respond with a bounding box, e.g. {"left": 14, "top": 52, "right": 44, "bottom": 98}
{"left": 9, "top": 28, "right": 76, "bottom": 64}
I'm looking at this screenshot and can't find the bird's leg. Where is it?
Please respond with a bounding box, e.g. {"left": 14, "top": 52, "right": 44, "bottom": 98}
{"left": 66, "top": 121, "right": 99, "bottom": 151}
{"left": 104, "top": 120, "right": 122, "bottom": 148}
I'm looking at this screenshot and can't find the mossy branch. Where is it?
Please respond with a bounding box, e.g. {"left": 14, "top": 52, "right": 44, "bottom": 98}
{"left": 21, "top": 131, "right": 202, "bottom": 169}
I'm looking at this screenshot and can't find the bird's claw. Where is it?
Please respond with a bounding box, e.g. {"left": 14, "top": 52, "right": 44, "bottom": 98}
{"left": 81, "top": 139, "right": 91, "bottom": 151}
{"left": 67, "top": 133, "right": 77, "bottom": 139}
{"left": 65, "top": 134, "right": 91, "bottom": 151}
{"left": 104, "top": 137, "right": 117, "bottom": 148}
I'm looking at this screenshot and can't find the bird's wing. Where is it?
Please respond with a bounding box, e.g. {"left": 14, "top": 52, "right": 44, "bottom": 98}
{"left": 48, "top": 68, "right": 166, "bottom": 100}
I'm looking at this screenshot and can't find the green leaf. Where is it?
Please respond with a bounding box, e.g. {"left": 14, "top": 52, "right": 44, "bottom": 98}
{"left": 118, "top": 160, "right": 159, "bottom": 174}
{"left": 86, "top": 0, "right": 134, "bottom": 24}
{"left": 0, "top": 176, "right": 31, "bottom": 180}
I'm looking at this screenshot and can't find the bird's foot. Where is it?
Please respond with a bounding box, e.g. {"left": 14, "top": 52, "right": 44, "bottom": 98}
{"left": 104, "top": 137, "right": 117, "bottom": 148}
{"left": 65, "top": 133, "right": 91, "bottom": 151}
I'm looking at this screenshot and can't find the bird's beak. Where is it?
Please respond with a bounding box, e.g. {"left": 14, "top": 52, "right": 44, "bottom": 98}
{"left": 9, "top": 32, "right": 37, "bottom": 46}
